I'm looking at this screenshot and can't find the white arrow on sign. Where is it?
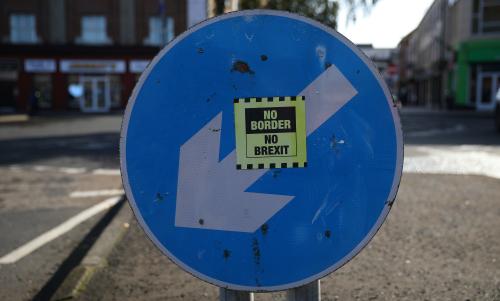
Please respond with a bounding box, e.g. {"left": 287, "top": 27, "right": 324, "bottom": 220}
{"left": 175, "top": 65, "right": 358, "bottom": 232}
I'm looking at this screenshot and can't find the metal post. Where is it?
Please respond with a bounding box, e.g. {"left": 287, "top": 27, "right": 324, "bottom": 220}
{"left": 219, "top": 288, "right": 254, "bottom": 301}
{"left": 286, "top": 280, "right": 321, "bottom": 301}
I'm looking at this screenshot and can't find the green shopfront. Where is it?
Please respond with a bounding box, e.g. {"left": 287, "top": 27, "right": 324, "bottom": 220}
{"left": 454, "top": 39, "right": 500, "bottom": 111}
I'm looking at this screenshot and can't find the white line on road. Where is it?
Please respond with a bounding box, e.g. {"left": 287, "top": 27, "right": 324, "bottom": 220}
{"left": 404, "top": 146, "right": 500, "bottom": 179}
{"left": 0, "top": 195, "right": 122, "bottom": 264}
{"left": 58, "top": 167, "right": 87, "bottom": 174}
{"left": 8, "top": 165, "right": 23, "bottom": 172}
{"left": 92, "top": 168, "right": 121, "bottom": 176}
{"left": 405, "top": 124, "right": 466, "bottom": 138}
{"left": 6, "top": 165, "right": 120, "bottom": 176}
{"left": 70, "top": 189, "right": 124, "bottom": 198}
{"left": 33, "top": 165, "right": 52, "bottom": 172}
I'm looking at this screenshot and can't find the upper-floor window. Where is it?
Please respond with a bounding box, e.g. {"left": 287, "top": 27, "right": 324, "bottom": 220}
{"left": 77, "top": 15, "right": 111, "bottom": 44}
{"left": 10, "top": 14, "right": 39, "bottom": 44}
{"left": 144, "top": 17, "right": 174, "bottom": 46}
{"left": 473, "top": 0, "right": 500, "bottom": 34}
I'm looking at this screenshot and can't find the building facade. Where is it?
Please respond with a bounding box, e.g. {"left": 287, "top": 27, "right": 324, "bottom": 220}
{"left": 398, "top": 0, "right": 500, "bottom": 111}
{"left": 0, "top": 0, "right": 200, "bottom": 114}
{"left": 450, "top": 0, "right": 500, "bottom": 111}
{"left": 397, "top": 31, "right": 416, "bottom": 105}
{"left": 358, "top": 44, "right": 399, "bottom": 97}
{"left": 398, "top": 0, "right": 448, "bottom": 108}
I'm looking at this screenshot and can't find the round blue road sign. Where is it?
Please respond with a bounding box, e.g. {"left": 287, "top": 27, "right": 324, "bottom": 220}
{"left": 121, "top": 10, "right": 403, "bottom": 291}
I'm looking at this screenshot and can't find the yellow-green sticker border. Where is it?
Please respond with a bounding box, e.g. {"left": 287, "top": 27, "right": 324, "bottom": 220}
{"left": 234, "top": 96, "right": 307, "bottom": 170}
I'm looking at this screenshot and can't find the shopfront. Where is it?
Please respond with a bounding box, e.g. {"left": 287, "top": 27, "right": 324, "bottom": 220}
{"left": 0, "top": 44, "right": 156, "bottom": 114}
{"left": 61, "top": 59, "right": 126, "bottom": 113}
{"left": 454, "top": 39, "right": 500, "bottom": 111}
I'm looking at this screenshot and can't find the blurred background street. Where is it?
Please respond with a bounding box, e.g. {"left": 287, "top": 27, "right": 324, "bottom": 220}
{"left": 1, "top": 0, "right": 500, "bottom": 300}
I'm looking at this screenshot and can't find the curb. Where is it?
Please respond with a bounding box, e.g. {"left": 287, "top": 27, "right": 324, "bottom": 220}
{"left": 51, "top": 199, "right": 132, "bottom": 301}
{"left": 0, "top": 114, "right": 29, "bottom": 123}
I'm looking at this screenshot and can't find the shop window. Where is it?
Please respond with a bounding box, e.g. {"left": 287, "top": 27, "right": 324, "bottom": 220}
{"left": 472, "top": 0, "right": 500, "bottom": 34}
{"left": 33, "top": 75, "right": 53, "bottom": 109}
{"left": 0, "top": 82, "right": 17, "bottom": 112}
{"left": 472, "top": 16, "right": 479, "bottom": 33}
{"left": 67, "top": 75, "right": 120, "bottom": 112}
{"left": 481, "top": 63, "right": 500, "bottom": 72}
{"left": 144, "top": 17, "right": 174, "bottom": 46}
{"left": 77, "top": 16, "right": 111, "bottom": 45}
{"left": 470, "top": 64, "right": 478, "bottom": 104}
{"left": 68, "top": 76, "right": 83, "bottom": 109}
{"left": 473, "top": 0, "right": 480, "bottom": 13}
{"left": 0, "top": 59, "right": 19, "bottom": 112}
{"left": 10, "top": 14, "right": 39, "bottom": 44}
{"left": 480, "top": 76, "right": 492, "bottom": 104}
{"left": 483, "top": 2, "right": 500, "bottom": 33}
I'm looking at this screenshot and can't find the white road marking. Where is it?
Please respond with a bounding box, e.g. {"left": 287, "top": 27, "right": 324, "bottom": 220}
{"left": 8, "top": 165, "right": 22, "bottom": 172}
{"left": 70, "top": 189, "right": 124, "bottom": 198}
{"left": 404, "top": 146, "right": 500, "bottom": 179}
{"left": 405, "top": 124, "right": 466, "bottom": 138}
{"left": 58, "top": 167, "right": 87, "bottom": 174}
{"left": 92, "top": 168, "right": 121, "bottom": 176}
{"left": 76, "top": 142, "right": 112, "bottom": 150}
{"left": 0, "top": 196, "right": 122, "bottom": 264}
{"left": 33, "top": 165, "right": 52, "bottom": 172}
{"left": 5, "top": 165, "right": 120, "bottom": 176}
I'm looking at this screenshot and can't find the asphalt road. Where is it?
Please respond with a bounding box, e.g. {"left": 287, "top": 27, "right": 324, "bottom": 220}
{"left": 0, "top": 109, "right": 499, "bottom": 300}
{"left": 0, "top": 114, "right": 121, "bottom": 169}
{"left": 0, "top": 114, "right": 123, "bottom": 301}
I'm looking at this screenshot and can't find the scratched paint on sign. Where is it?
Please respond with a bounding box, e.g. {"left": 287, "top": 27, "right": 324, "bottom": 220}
{"left": 234, "top": 96, "right": 307, "bottom": 170}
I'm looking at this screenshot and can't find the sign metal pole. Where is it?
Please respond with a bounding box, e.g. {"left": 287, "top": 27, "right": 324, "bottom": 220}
{"left": 219, "top": 288, "right": 254, "bottom": 301}
{"left": 218, "top": 281, "right": 320, "bottom": 301}
{"left": 286, "top": 280, "right": 321, "bottom": 301}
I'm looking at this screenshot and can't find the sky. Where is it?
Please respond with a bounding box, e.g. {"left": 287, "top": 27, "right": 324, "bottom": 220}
{"left": 337, "top": 0, "right": 435, "bottom": 48}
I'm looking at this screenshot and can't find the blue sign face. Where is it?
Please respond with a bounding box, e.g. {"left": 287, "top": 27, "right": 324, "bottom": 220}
{"left": 121, "top": 10, "right": 403, "bottom": 291}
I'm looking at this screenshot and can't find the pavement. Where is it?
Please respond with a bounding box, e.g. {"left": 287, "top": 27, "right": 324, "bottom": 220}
{"left": 0, "top": 114, "right": 29, "bottom": 123}
{"left": 0, "top": 109, "right": 499, "bottom": 300}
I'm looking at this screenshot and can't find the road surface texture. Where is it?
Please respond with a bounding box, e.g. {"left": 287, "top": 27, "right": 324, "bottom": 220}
{"left": 0, "top": 114, "right": 122, "bottom": 300}
{"left": 77, "top": 173, "right": 500, "bottom": 301}
{"left": 0, "top": 109, "right": 499, "bottom": 300}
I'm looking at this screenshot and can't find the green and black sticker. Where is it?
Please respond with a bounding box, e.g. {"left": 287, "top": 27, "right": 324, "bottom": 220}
{"left": 234, "top": 96, "right": 307, "bottom": 170}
